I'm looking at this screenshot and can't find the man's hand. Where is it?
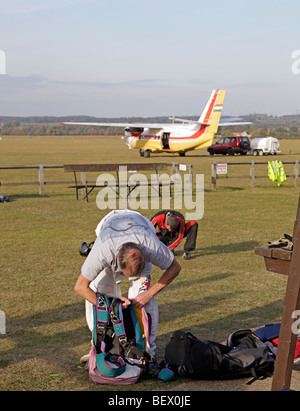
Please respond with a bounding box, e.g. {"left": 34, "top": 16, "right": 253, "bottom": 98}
{"left": 120, "top": 296, "right": 131, "bottom": 308}
{"left": 131, "top": 291, "right": 152, "bottom": 308}
{"left": 132, "top": 259, "right": 181, "bottom": 308}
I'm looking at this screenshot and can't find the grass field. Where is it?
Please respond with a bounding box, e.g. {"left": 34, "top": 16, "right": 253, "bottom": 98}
{"left": 1, "top": 134, "right": 300, "bottom": 391}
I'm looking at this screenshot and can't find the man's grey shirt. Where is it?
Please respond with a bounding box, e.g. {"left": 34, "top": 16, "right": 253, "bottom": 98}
{"left": 81, "top": 211, "right": 174, "bottom": 282}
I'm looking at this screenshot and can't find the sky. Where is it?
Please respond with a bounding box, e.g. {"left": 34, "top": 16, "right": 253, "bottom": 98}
{"left": 0, "top": 0, "right": 299, "bottom": 117}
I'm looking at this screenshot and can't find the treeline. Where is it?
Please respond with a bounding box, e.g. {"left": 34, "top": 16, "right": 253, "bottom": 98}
{"left": 0, "top": 114, "right": 300, "bottom": 138}
{"left": 0, "top": 116, "right": 171, "bottom": 136}
{"left": 0, "top": 121, "right": 119, "bottom": 136}
{"left": 220, "top": 125, "right": 300, "bottom": 140}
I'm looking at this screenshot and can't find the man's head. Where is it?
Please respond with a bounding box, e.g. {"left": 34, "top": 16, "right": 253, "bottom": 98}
{"left": 117, "top": 242, "right": 145, "bottom": 277}
{"left": 165, "top": 213, "right": 180, "bottom": 232}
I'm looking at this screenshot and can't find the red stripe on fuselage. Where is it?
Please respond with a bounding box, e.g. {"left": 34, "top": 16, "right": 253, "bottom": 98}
{"left": 169, "top": 125, "right": 207, "bottom": 140}
{"left": 132, "top": 125, "right": 207, "bottom": 143}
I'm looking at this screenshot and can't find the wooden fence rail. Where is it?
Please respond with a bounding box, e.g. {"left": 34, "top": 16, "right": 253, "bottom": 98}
{"left": 0, "top": 162, "right": 193, "bottom": 197}
{"left": 0, "top": 164, "right": 69, "bottom": 196}
{"left": 211, "top": 160, "right": 300, "bottom": 190}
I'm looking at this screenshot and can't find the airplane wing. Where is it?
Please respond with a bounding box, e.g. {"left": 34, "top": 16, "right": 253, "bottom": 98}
{"left": 60, "top": 121, "right": 169, "bottom": 129}
{"left": 219, "top": 121, "right": 252, "bottom": 126}
{"left": 60, "top": 118, "right": 252, "bottom": 128}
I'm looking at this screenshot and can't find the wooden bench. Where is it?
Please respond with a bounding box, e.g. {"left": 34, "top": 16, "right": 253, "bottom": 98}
{"left": 64, "top": 163, "right": 175, "bottom": 202}
{"left": 254, "top": 194, "right": 300, "bottom": 390}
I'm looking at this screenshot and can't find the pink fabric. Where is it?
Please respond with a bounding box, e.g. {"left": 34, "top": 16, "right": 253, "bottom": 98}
{"left": 88, "top": 346, "right": 142, "bottom": 385}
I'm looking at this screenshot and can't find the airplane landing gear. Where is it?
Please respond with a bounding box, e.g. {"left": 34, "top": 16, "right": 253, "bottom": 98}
{"left": 143, "top": 150, "right": 151, "bottom": 158}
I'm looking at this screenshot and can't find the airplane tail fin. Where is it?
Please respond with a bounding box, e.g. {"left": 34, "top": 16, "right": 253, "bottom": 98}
{"left": 196, "top": 89, "right": 226, "bottom": 148}
{"left": 199, "top": 89, "right": 226, "bottom": 128}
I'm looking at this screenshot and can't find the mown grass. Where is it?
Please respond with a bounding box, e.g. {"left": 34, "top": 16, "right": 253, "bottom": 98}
{"left": 0, "top": 135, "right": 300, "bottom": 391}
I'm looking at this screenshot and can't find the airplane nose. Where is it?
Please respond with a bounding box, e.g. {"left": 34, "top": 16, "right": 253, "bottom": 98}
{"left": 124, "top": 135, "right": 134, "bottom": 148}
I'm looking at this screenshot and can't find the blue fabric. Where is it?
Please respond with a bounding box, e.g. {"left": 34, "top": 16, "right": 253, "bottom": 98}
{"left": 158, "top": 368, "right": 175, "bottom": 382}
{"left": 96, "top": 353, "right": 126, "bottom": 377}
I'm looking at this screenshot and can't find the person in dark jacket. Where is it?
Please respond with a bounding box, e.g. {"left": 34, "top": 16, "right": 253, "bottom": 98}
{"left": 150, "top": 210, "right": 198, "bottom": 259}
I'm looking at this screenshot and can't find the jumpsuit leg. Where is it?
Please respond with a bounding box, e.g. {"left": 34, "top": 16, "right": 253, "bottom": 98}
{"left": 183, "top": 221, "right": 198, "bottom": 252}
{"left": 128, "top": 262, "right": 159, "bottom": 359}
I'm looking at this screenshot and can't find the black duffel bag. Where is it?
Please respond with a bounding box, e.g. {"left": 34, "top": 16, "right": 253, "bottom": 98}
{"left": 164, "top": 330, "right": 276, "bottom": 383}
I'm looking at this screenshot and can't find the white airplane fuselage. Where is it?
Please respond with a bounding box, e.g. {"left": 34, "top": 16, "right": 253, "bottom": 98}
{"left": 125, "top": 123, "right": 212, "bottom": 154}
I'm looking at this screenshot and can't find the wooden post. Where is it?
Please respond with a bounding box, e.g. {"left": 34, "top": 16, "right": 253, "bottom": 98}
{"left": 212, "top": 162, "right": 217, "bottom": 190}
{"left": 39, "top": 165, "right": 44, "bottom": 196}
{"left": 250, "top": 161, "right": 255, "bottom": 187}
{"left": 295, "top": 160, "right": 299, "bottom": 187}
{"left": 188, "top": 164, "right": 193, "bottom": 185}
{"left": 171, "top": 162, "right": 176, "bottom": 175}
{"left": 271, "top": 198, "right": 300, "bottom": 390}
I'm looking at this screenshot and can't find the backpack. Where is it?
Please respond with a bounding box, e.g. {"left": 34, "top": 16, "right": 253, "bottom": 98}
{"left": 164, "top": 329, "right": 276, "bottom": 384}
{"left": 227, "top": 323, "right": 281, "bottom": 347}
{"left": 87, "top": 293, "right": 175, "bottom": 385}
{"left": 228, "top": 322, "right": 300, "bottom": 360}
{"left": 0, "top": 195, "right": 9, "bottom": 203}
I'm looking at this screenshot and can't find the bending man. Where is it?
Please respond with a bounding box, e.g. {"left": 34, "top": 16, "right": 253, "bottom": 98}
{"left": 74, "top": 209, "right": 181, "bottom": 357}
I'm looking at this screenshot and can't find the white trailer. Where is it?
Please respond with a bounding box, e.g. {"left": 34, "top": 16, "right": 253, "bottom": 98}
{"left": 250, "top": 136, "right": 280, "bottom": 156}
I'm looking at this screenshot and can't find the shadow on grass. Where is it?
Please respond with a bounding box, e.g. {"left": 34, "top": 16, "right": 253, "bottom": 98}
{"left": 0, "top": 302, "right": 90, "bottom": 370}
{"left": 155, "top": 298, "right": 284, "bottom": 358}
{"left": 1, "top": 296, "right": 283, "bottom": 361}
{"left": 189, "top": 241, "right": 258, "bottom": 258}
{"left": 165, "top": 272, "right": 234, "bottom": 293}
{"left": 0, "top": 295, "right": 284, "bottom": 391}
{"left": 158, "top": 292, "right": 237, "bottom": 323}
{"left": 173, "top": 241, "right": 258, "bottom": 260}
{"left": 4, "top": 193, "right": 49, "bottom": 201}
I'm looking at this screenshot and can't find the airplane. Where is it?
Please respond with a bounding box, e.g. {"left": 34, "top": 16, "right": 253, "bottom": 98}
{"left": 60, "top": 89, "right": 251, "bottom": 157}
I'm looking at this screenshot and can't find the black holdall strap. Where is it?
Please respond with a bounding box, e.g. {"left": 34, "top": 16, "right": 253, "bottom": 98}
{"left": 166, "top": 331, "right": 195, "bottom": 376}
{"left": 183, "top": 332, "right": 197, "bottom": 375}
{"left": 124, "top": 343, "right": 150, "bottom": 362}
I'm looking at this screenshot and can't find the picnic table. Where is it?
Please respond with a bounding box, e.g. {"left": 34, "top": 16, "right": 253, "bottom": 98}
{"left": 64, "top": 163, "right": 175, "bottom": 202}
